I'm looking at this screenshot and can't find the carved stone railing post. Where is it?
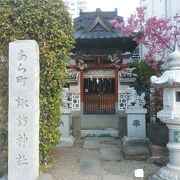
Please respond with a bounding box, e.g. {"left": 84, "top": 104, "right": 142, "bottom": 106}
{"left": 150, "top": 50, "right": 180, "bottom": 180}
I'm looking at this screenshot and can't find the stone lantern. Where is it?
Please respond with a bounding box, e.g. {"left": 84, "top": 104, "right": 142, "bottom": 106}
{"left": 150, "top": 50, "right": 180, "bottom": 180}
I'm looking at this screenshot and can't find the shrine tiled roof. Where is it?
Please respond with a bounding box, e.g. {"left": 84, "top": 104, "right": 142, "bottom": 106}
{"left": 74, "top": 8, "right": 125, "bottom": 39}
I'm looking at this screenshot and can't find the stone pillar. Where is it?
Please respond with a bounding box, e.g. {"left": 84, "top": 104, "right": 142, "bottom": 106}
{"left": 122, "top": 87, "right": 150, "bottom": 160}
{"left": 57, "top": 87, "right": 74, "bottom": 148}
{"left": 150, "top": 50, "right": 180, "bottom": 179}
{"left": 8, "top": 40, "right": 39, "bottom": 180}
{"left": 122, "top": 107, "right": 150, "bottom": 160}
{"left": 126, "top": 108, "right": 147, "bottom": 139}
{"left": 57, "top": 109, "right": 74, "bottom": 148}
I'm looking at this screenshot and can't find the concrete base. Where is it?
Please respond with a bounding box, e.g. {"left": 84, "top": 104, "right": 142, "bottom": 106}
{"left": 81, "top": 129, "right": 119, "bottom": 137}
{"left": 122, "top": 136, "right": 150, "bottom": 160}
{"left": 149, "top": 166, "right": 180, "bottom": 180}
{"left": 56, "top": 136, "right": 74, "bottom": 148}
{"left": 0, "top": 174, "right": 7, "bottom": 180}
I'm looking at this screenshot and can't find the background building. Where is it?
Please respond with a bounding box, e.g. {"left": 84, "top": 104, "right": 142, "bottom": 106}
{"left": 139, "top": 0, "right": 180, "bottom": 59}
{"left": 77, "top": 0, "right": 88, "bottom": 14}
{"left": 140, "top": 0, "right": 180, "bottom": 18}
{"left": 64, "top": 0, "right": 77, "bottom": 19}
{"left": 64, "top": 0, "right": 88, "bottom": 20}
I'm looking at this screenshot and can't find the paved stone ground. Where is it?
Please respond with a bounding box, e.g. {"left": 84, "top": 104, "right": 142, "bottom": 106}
{"left": 38, "top": 173, "right": 53, "bottom": 180}
{"left": 101, "top": 146, "right": 122, "bottom": 161}
{"left": 83, "top": 139, "right": 101, "bottom": 149}
{"left": 80, "top": 158, "right": 102, "bottom": 175}
{"left": 103, "top": 175, "right": 131, "bottom": 180}
{"left": 47, "top": 137, "right": 159, "bottom": 180}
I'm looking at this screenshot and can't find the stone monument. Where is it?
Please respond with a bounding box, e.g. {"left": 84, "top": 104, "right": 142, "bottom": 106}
{"left": 8, "top": 40, "right": 39, "bottom": 180}
{"left": 122, "top": 87, "right": 150, "bottom": 160}
{"left": 57, "top": 87, "right": 74, "bottom": 148}
{"left": 150, "top": 49, "right": 180, "bottom": 179}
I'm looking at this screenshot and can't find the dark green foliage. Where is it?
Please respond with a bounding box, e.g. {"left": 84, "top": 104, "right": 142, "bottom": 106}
{"left": 0, "top": 0, "right": 74, "bottom": 168}
{"left": 129, "top": 60, "right": 161, "bottom": 91}
{"left": 0, "top": 60, "right": 8, "bottom": 171}
{"left": 129, "top": 60, "right": 163, "bottom": 121}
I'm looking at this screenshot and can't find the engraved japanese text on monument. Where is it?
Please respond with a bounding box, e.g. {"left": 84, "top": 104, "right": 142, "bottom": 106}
{"left": 8, "top": 40, "right": 39, "bottom": 180}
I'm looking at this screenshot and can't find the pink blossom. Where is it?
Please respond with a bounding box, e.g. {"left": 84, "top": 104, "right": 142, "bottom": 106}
{"left": 111, "top": 6, "right": 180, "bottom": 69}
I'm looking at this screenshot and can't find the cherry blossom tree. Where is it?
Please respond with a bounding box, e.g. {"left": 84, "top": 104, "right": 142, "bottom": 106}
{"left": 111, "top": 6, "right": 180, "bottom": 120}
{"left": 111, "top": 7, "right": 180, "bottom": 69}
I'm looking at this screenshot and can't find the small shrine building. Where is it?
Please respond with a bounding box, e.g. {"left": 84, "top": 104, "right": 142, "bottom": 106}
{"left": 66, "top": 9, "right": 139, "bottom": 136}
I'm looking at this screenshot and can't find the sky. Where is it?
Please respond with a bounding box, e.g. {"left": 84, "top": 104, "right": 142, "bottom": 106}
{"left": 86, "top": 0, "right": 140, "bottom": 19}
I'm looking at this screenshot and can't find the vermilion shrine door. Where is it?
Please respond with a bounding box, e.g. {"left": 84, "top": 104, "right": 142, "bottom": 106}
{"left": 83, "top": 78, "right": 115, "bottom": 114}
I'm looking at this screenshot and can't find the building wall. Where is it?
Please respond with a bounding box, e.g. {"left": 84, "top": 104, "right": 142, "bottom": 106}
{"left": 140, "top": 0, "right": 166, "bottom": 18}
{"left": 77, "top": 0, "right": 88, "bottom": 14}
{"left": 64, "top": 0, "right": 77, "bottom": 19}
{"left": 139, "top": 0, "right": 180, "bottom": 59}
{"left": 166, "top": 0, "right": 180, "bottom": 18}
{"left": 140, "top": 0, "right": 180, "bottom": 18}
{"left": 63, "top": 0, "right": 88, "bottom": 20}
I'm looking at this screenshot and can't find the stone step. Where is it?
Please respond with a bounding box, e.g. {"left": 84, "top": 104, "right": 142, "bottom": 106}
{"left": 81, "top": 129, "right": 119, "bottom": 137}
{"left": 81, "top": 115, "right": 119, "bottom": 130}
{"left": 85, "top": 137, "right": 115, "bottom": 141}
